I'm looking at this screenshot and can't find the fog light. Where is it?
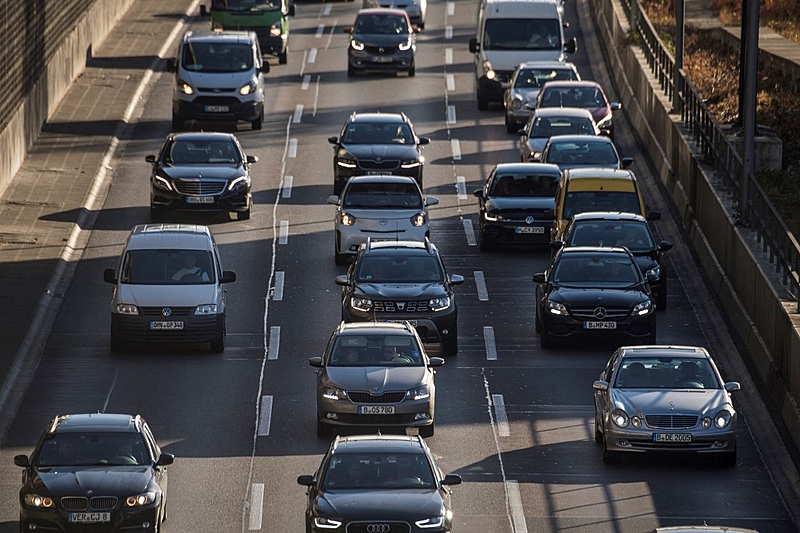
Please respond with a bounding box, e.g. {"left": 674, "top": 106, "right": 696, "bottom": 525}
{"left": 441, "top": 328, "right": 449, "bottom": 335}
{"left": 142, "top": 523, "right": 151, "bottom": 530}
{"left": 615, "top": 439, "right": 630, "bottom": 447}
{"left": 326, "top": 413, "right": 339, "bottom": 420}
{"left": 414, "top": 413, "right": 430, "bottom": 420}
{"left": 27, "top": 525, "right": 36, "bottom": 531}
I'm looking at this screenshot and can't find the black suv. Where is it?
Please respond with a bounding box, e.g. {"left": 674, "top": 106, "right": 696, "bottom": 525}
{"left": 328, "top": 111, "right": 430, "bottom": 195}
{"left": 335, "top": 238, "right": 463, "bottom": 356}
{"left": 14, "top": 413, "right": 174, "bottom": 533}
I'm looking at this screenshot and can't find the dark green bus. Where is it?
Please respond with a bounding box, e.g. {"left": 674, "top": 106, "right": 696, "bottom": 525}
{"left": 201, "top": 0, "right": 295, "bottom": 64}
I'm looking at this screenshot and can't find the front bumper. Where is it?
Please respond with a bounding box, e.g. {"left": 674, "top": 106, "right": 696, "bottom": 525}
{"left": 19, "top": 500, "right": 161, "bottom": 533}
{"left": 480, "top": 218, "right": 551, "bottom": 246}
{"left": 151, "top": 182, "right": 250, "bottom": 213}
{"left": 540, "top": 309, "right": 655, "bottom": 341}
{"left": 348, "top": 48, "right": 414, "bottom": 73}
{"left": 173, "top": 98, "right": 263, "bottom": 123}
{"left": 603, "top": 422, "right": 737, "bottom": 456}
{"left": 317, "top": 394, "right": 434, "bottom": 431}
{"left": 111, "top": 312, "right": 224, "bottom": 345}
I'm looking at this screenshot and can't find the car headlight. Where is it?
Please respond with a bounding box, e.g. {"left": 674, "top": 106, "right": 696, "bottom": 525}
{"left": 125, "top": 492, "right": 156, "bottom": 507}
{"left": 152, "top": 175, "right": 173, "bottom": 192}
{"left": 399, "top": 38, "right": 413, "bottom": 51}
{"left": 645, "top": 265, "right": 661, "bottom": 280}
{"left": 632, "top": 300, "right": 653, "bottom": 316}
{"left": 239, "top": 78, "right": 258, "bottom": 96}
{"left": 546, "top": 300, "right": 568, "bottom": 316}
{"left": 483, "top": 211, "right": 508, "bottom": 222}
{"left": 429, "top": 296, "right": 450, "bottom": 311}
{"left": 115, "top": 304, "right": 139, "bottom": 315}
{"left": 270, "top": 22, "right": 281, "bottom": 37}
{"left": 336, "top": 158, "right": 358, "bottom": 169}
{"left": 227, "top": 176, "right": 249, "bottom": 191}
{"left": 24, "top": 494, "right": 54, "bottom": 508}
{"left": 713, "top": 409, "right": 733, "bottom": 428}
{"left": 510, "top": 97, "right": 523, "bottom": 111}
{"left": 410, "top": 212, "right": 426, "bottom": 227}
{"left": 630, "top": 416, "right": 643, "bottom": 428}
{"left": 176, "top": 78, "right": 194, "bottom": 95}
{"left": 406, "top": 385, "right": 430, "bottom": 400}
{"left": 611, "top": 408, "right": 629, "bottom": 428}
{"left": 340, "top": 212, "right": 357, "bottom": 226}
{"left": 350, "top": 296, "right": 373, "bottom": 312}
{"left": 313, "top": 517, "right": 343, "bottom": 529}
{"left": 323, "top": 386, "right": 347, "bottom": 401}
{"left": 483, "top": 60, "right": 495, "bottom": 79}
{"left": 416, "top": 516, "right": 445, "bottom": 529}
{"left": 351, "top": 39, "right": 365, "bottom": 51}
{"left": 400, "top": 158, "right": 422, "bottom": 169}
{"left": 194, "top": 304, "right": 218, "bottom": 315}
{"left": 596, "top": 114, "right": 613, "bottom": 131}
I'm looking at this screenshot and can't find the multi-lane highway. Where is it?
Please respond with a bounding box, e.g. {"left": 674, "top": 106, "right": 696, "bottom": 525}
{"left": 0, "top": 0, "right": 798, "bottom": 531}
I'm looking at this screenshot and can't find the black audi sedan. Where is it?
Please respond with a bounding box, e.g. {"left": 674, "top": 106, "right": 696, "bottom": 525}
{"left": 473, "top": 162, "right": 562, "bottom": 251}
{"left": 329, "top": 111, "right": 430, "bottom": 195}
{"left": 297, "top": 434, "right": 461, "bottom": 532}
{"left": 14, "top": 413, "right": 174, "bottom": 533}
{"left": 533, "top": 246, "right": 656, "bottom": 348}
{"left": 147, "top": 131, "right": 256, "bottom": 220}
{"left": 345, "top": 8, "right": 417, "bottom": 77}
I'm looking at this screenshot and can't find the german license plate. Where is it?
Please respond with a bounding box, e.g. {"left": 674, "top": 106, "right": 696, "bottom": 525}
{"left": 654, "top": 433, "right": 692, "bottom": 443}
{"left": 69, "top": 512, "right": 111, "bottom": 524}
{"left": 515, "top": 226, "right": 545, "bottom": 234}
{"left": 372, "top": 56, "right": 393, "bottom": 63}
{"left": 366, "top": 171, "right": 385, "bottom": 175}
{"left": 151, "top": 321, "right": 184, "bottom": 330}
{"left": 186, "top": 196, "right": 215, "bottom": 204}
{"left": 204, "top": 105, "right": 229, "bottom": 113}
{"left": 359, "top": 405, "right": 395, "bottom": 414}
{"left": 584, "top": 321, "right": 616, "bottom": 329}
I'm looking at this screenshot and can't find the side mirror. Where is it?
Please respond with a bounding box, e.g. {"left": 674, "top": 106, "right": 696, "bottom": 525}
{"left": 328, "top": 136, "right": 339, "bottom": 145}
{"left": 425, "top": 196, "right": 439, "bottom": 206}
{"left": 418, "top": 137, "right": 431, "bottom": 146}
{"left": 610, "top": 102, "right": 622, "bottom": 111}
{"left": 288, "top": 4, "right": 296, "bottom": 16}
{"left": 658, "top": 240, "right": 673, "bottom": 251}
{"left": 156, "top": 453, "right": 175, "bottom": 466}
{"left": 13, "top": 455, "right": 29, "bottom": 468}
{"left": 200, "top": 5, "right": 208, "bottom": 16}
{"left": 103, "top": 268, "right": 117, "bottom": 284}
{"left": 550, "top": 240, "right": 564, "bottom": 251}
{"left": 297, "top": 474, "right": 315, "bottom": 486}
{"left": 621, "top": 157, "right": 634, "bottom": 169}
{"left": 592, "top": 380, "right": 609, "bottom": 391}
{"left": 344, "top": 27, "right": 353, "bottom": 34}
{"left": 327, "top": 195, "right": 340, "bottom": 206}
{"left": 441, "top": 474, "right": 462, "bottom": 486}
{"left": 308, "top": 357, "right": 323, "bottom": 368}
{"left": 468, "top": 37, "right": 478, "bottom": 53}
{"left": 564, "top": 37, "right": 577, "bottom": 54}
{"left": 725, "top": 382, "right": 741, "bottom": 392}
{"left": 450, "top": 274, "right": 465, "bottom": 285}
{"left": 221, "top": 271, "right": 236, "bottom": 284}
{"left": 532, "top": 272, "right": 546, "bottom": 284}
{"left": 334, "top": 275, "right": 349, "bottom": 286}
{"left": 473, "top": 189, "right": 484, "bottom": 199}
{"left": 646, "top": 210, "right": 661, "bottom": 221}
{"left": 428, "top": 357, "right": 445, "bottom": 368}
{"left": 260, "top": 63, "right": 270, "bottom": 75}
{"left": 247, "top": 155, "right": 258, "bottom": 164}
{"left": 145, "top": 155, "right": 156, "bottom": 163}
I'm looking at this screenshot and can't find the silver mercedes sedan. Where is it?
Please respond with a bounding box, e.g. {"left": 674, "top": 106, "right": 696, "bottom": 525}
{"left": 593, "top": 345, "right": 740, "bottom": 466}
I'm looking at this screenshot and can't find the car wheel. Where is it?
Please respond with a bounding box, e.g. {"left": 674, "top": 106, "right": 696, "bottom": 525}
{"left": 602, "top": 436, "right": 621, "bottom": 465}
{"left": 442, "top": 337, "right": 458, "bottom": 356}
{"left": 279, "top": 46, "right": 288, "bottom": 65}
{"left": 150, "top": 206, "right": 163, "bottom": 221}
{"left": 347, "top": 65, "right": 356, "bottom": 77}
{"left": 316, "top": 419, "right": 331, "bottom": 438}
{"left": 540, "top": 329, "right": 556, "bottom": 349}
{"left": 479, "top": 235, "right": 494, "bottom": 252}
{"left": 641, "top": 329, "right": 656, "bottom": 346}
{"left": 333, "top": 179, "right": 345, "bottom": 197}
{"left": 656, "top": 290, "right": 667, "bottom": 311}
{"left": 251, "top": 114, "right": 263, "bottom": 131}
{"left": 237, "top": 207, "right": 251, "bottom": 221}
{"left": 505, "top": 114, "right": 517, "bottom": 134}
{"left": 419, "top": 423, "right": 434, "bottom": 438}
{"left": 171, "top": 114, "right": 184, "bottom": 131}
{"left": 594, "top": 415, "right": 603, "bottom": 443}
{"left": 408, "top": 65, "right": 415, "bottom": 77}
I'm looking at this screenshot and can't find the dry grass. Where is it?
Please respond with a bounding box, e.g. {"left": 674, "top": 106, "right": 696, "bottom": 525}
{"left": 640, "top": 0, "right": 800, "bottom": 236}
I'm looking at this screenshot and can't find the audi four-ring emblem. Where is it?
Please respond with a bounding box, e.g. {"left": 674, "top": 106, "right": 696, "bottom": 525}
{"left": 366, "top": 524, "right": 391, "bottom": 533}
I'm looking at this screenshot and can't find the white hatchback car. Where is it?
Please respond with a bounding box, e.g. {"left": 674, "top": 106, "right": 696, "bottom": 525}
{"left": 327, "top": 175, "right": 438, "bottom": 264}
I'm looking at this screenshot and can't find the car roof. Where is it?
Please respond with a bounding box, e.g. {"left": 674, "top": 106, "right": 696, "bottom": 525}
{"left": 362, "top": 238, "right": 438, "bottom": 255}
{"left": 517, "top": 60, "right": 578, "bottom": 70}
{"left": 547, "top": 134, "right": 614, "bottom": 144}
{"left": 331, "top": 434, "right": 426, "bottom": 454}
{"left": 569, "top": 211, "right": 648, "bottom": 223}
{"left": 541, "top": 80, "right": 604, "bottom": 90}
{"left": 348, "top": 112, "right": 408, "bottom": 124}
{"left": 617, "top": 345, "right": 711, "bottom": 361}
{"left": 563, "top": 168, "right": 635, "bottom": 180}
{"left": 169, "top": 132, "right": 237, "bottom": 142}
{"left": 356, "top": 7, "right": 411, "bottom": 17}
{"left": 559, "top": 246, "right": 633, "bottom": 255}
{"left": 533, "top": 107, "right": 595, "bottom": 119}
{"left": 182, "top": 30, "right": 258, "bottom": 44}
{"left": 493, "top": 162, "right": 562, "bottom": 175}
{"left": 126, "top": 224, "right": 215, "bottom": 252}
{"left": 337, "top": 321, "right": 417, "bottom": 335}
{"left": 346, "top": 175, "right": 420, "bottom": 185}
{"left": 48, "top": 413, "right": 143, "bottom": 434}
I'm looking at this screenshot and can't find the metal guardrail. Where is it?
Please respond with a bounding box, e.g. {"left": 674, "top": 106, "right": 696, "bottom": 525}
{"left": 619, "top": 0, "right": 800, "bottom": 309}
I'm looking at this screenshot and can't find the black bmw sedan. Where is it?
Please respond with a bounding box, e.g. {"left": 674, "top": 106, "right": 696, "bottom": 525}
{"left": 297, "top": 434, "right": 461, "bottom": 532}
{"left": 147, "top": 131, "right": 257, "bottom": 220}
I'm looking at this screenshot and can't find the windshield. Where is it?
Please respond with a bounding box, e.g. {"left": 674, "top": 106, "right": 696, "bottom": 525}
{"left": 551, "top": 254, "right": 641, "bottom": 287}
{"left": 342, "top": 122, "right": 414, "bottom": 145}
{"left": 514, "top": 67, "right": 579, "bottom": 89}
{"left": 343, "top": 182, "right": 423, "bottom": 209}
{"left": 182, "top": 42, "right": 253, "bottom": 73}
{"left": 121, "top": 250, "right": 215, "bottom": 285}
{"left": 165, "top": 139, "right": 241, "bottom": 165}
{"left": 322, "top": 453, "right": 434, "bottom": 489}
{"left": 614, "top": 357, "right": 720, "bottom": 389}
{"left": 483, "top": 18, "right": 561, "bottom": 51}
{"left": 567, "top": 220, "right": 655, "bottom": 252}
{"left": 562, "top": 191, "right": 641, "bottom": 220}
{"left": 354, "top": 14, "right": 409, "bottom": 35}
{"left": 489, "top": 173, "right": 558, "bottom": 197}
{"left": 215, "top": 0, "right": 280, "bottom": 11}
{"left": 34, "top": 433, "right": 151, "bottom": 467}
{"left": 539, "top": 87, "right": 608, "bottom": 108}
{"left": 355, "top": 255, "right": 443, "bottom": 283}
{"left": 328, "top": 335, "right": 424, "bottom": 366}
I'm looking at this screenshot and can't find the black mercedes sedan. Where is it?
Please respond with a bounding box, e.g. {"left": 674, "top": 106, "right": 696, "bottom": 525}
{"left": 533, "top": 246, "right": 656, "bottom": 348}
{"left": 473, "top": 162, "right": 562, "bottom": 251}
{"left": 329, "top": 111, "right": 430, "bottom": 195}
{"left": 297, "top": 434, "right": 461, "bottom": 532}
{"left": 148, "top": 131, "right": 257, "bottom": 220}
{"left": 14, "top": 413, "right": 174, "bottom": 533}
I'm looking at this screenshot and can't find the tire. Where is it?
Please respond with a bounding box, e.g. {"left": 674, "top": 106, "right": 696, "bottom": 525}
{"left": 317, "top": 419, "right": 331, "bottom": 438}
{"left": 656, "top": 290, "right": 667, "bottom": 311}
{"left": 594, "top": 416, "right": 603, "bottom": 443}
{"left": 237, "top": 207, "right": 251, "bottom": 221}
{"left": 641, "top": 329, "right": 656, "bottom": 346}
{"left": 719, "top": 449, "right": 737, "bottom": 467}
{"left": 505, "top": 114, "right": 517, "bottom": 134}
{"left": 442, "top": 337, "right": 458, "bottom": 356}
{"left": 478, "top": 94, "right": 489, "bottom": 111}
{"left": 278, "top": 46, "right": 288, "bottom": 65}
{"left": 419, "top": 423, "right": 434, "bottom": 438}
{"left": 149, "top": 206, "right": 162, "bottom": 221}
{"left": 347, "top": 65, "right": 356, "bottom": 77}
{"left": 408, "top": 66, "right": 415, "bottom": 77}
{"left": 251, "top": 113, "right": 263, "bottom": 131}
{"left": 210, "top": 332, "right": 225, "bottom": 353}
{"left": 540, "top": 329, "right": 556, "bottom": 349}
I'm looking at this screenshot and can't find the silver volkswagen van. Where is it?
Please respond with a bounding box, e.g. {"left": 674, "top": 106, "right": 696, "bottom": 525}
{"left": 103, "top": 224, "right": 236, "bottom": 353}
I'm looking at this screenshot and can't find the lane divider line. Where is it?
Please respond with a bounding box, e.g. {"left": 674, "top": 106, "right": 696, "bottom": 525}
{"left": 463, "top": 218, "right": 476, "bottom": 246}
{"left": 484, "top": 325, "right": 497, "bottom": 360}
{"left": 279, "top": 221, "right": 289, "bottom": 244}
{"left": 446, "top": 105, "right": 456, "bottom": 125}
{"left": 445, "top": 26, "right": 453, "bottom": 40}
{"left": 257, "top": 396, "right": 273, "bottom": 436}
{"left": 456, "top": 176, "right": 467, "bottom": 200}
{"left": 447, "top": 1, "right": 455, "bottom": 16}
{"left": 446, "top": 73, "right": 455, "bottom": 91}
{"left": 315, "top": 24, "right": 325, "bottom": 38}
{"left": 272, "top": 271, "right": 285, "bottom": 301}
{"left": 248, "top": 483, "right": 264, "bottom": 530}
{"left": 308, "top": 48, "right": 318, "bottom": 63}
{"left": 492, "top": 394, "right": 510, "bottom": 436}
{"left": 506, "top": 480, "right": 528, "bottom": 533}
{"left": 451, "top": 139, "right": 461, "bottom": 160}
{"left": 293, "top": 105, "right": 303, "bottom": 123}
{"left": 313, "top": 75, "right": 322, "bottom": 117}
{"left": 301, "top": 75, "right": 311, "bottom": 90}
{"left": 268, "top": 326, "right": 280, "bottom": 360}
{"left": 288, "top": 139, "right": 297, "bottom": 158}
{"left": 474, "top": 270, "right": 488, "bottom": 301}
{"left": 282, "top": 176, "right": 293, "bottom": 198}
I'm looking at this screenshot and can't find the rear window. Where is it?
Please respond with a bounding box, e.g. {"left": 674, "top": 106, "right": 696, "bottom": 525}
{"left": 562, "top": 191, "right": 641, "bottom": 220}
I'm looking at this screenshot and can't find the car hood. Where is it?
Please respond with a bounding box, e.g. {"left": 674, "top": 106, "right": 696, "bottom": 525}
{"left": 315, "top": 489, "right": 444, "bottom": 520}
{"left": 485, "top": 196, "right": 554, "bottom": 212}
{"left": 156, "top": 164, "right": 244, "bottom": 181}
{"left": 30, "top": 466, "right": 154, "bottom": 497}
{"left": 355, "top": 282, "right": 445, "bottom": 299}
{"left": 551, "top": 286, "right": 649, "bottom": 306}
{"left": 513, "top": 88, "right": 542, "bottom": 105}
{"left": 339, "top": 144, "right": 421, "bottom": 159}
{"left": 326, "top": 366, "right": 428, "bottom": 393}
{"left": 525, "top": 137, "right": 548, "bottom": 154}
{"left": 611, "top": 389, "right": 732, "bottom": 417}
{"left": 352, "top": 33, "right": 411, "bottom": 46}
{"left": 117, "top": 284, "right": 218, "bottom": 307}
{"left": 179, "top": 69, "right": 255, "bottom": 90}
{"left": 484, "top": 51, "right": 562, "bottom": 72}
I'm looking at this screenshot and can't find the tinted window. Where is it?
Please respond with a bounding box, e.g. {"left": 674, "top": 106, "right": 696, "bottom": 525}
{"left": 514, "top": 67, "right": 578, "bottom": 89}
{"left": 614, "top": 357, "right": 719, "bottom": 389}
{"left": 562, "top": 191, "right": 641, "bottom": 219}
{"left": 342, "top": 122, "right": 414, "bottom": 144}
{"left": 355, "top": 14, "right": 408, "bottom": 34}
{"left": 552, "top": 254, "right": 640, "bottom": 286}
{"left": 483, "top": 18, "right": 561, "bottom": 51}
{"left": 355, "top": 255, "right": 442, "bottom": 282}
{"left": 322, "top": 452, "right": 434, "bottom": 489}
{"left": 489, "top": 173, "right": 558, "bottom": 197}
{"left": 567, "top": 221, "right": 655, "bottom": 251}
{"left": 35, "top": 432, "right": 152, "bottom": 467}
{"left": 166, "top": 139, "right": 241, "bottom": 164}
{"left": 121, "top": 249, "right": 215, "bottom": 285}
{"left": 329, "top": 334, "right": 423, "bottom": 366}
{"left": 531, "top": 116, "right": 596, "bottom": 137}
{"left": 343, "top": 182, "right": 422, "bottom": 208}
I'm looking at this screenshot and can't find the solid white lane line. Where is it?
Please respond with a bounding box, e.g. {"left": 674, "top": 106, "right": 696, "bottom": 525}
{"left": 492, "top": 394, "right": 510, "bottom": 436}
{"left": 463, "top": 218, "right": 476, "bottom": 246}
{"left": 273, "top": 271, "right": 285, "bottom": 301}
{"left": 313, "top": 75, "right": 321, "bottom": 117}
{"left": 288, "top": 139, "right": 297, "bottom": 158}
{"left": 268, "top": 326, "right": 280, "bottom": 360}
{"left": 315, "top": 24, "right": 325, "bottom": 38}
{"left": 506, "top": 480, "right": 528, "bottom": 533}
{"left": 308, "top": 48, "right": 318, "bottom": 63}
{"left": 451, "top": 139, "right": 461, "bottom": 160}
{"left": 474, "top": 270, "right": 488, "bottom": 301}
{"left": 483, "top": 325, "right": 497, "bottom": 360}
{"left": 279, "top": 221, "right": 289, "bottom": 244}
{"left": 445, "top": 26, "right": 453, "bottom": 40}
{"left": 445, "top": 48, "right": 453, "bottom": 64}
{"left": 446, "top": 105, "right": 456, "bottom": 125}
{"left": 282, "top": 176, "right": 293, "bottom": 198}
{"left": 456, "top": 176, "right": 467, "bottom": 200}
{"left": 299, "top": 50, "right": 307, "bottom": 77}
{"left": 301, "top": 74, "right": 311, "bottom": 90}
{"left": 248, "top": 483, "right": 264, "bottom": 530}
{"left": 446, "top": 73, "right": 455, "bottom": 91}
{"left": 257, "top": 396, "right": 273, "bottom": 436}
{"left": 293, "top": 105, "right": 303, "bottom": 123}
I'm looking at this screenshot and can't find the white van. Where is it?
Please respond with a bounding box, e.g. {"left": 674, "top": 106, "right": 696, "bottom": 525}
{"left": 167, "top": 30, "right": 269, "bottom": 130}
{"left": 468, "top": 0, "right": 577, "bottom": 110}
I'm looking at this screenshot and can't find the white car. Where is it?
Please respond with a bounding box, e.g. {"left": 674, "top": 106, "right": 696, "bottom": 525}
{"left": 328, "top": 175, "right": 438, "bottom": 264}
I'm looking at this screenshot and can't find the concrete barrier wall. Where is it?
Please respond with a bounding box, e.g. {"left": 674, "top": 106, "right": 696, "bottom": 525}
{"left": 593, "top": 0, "right": 800, "bottom": 449}
{"left": 0, "top": 0, "right": 136, "bottom": 198}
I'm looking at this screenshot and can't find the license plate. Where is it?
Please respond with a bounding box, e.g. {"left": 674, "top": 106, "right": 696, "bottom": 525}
{"left": 359, "top": 405, "right": 396, "bottom": 414}
{"left": 366, "top": 171, "right": 385, "bottom": 175}
{"left": 584, "top": 321, "right": 616, "bottom": 329}
{"left": 151, "top": 321, "right": 184, "bottom": 330}
{"left": 186, "top": 196, "right": 215, "bottom": 204}
{"left": 386, "top": 319, "right": 417, "bottom": 327}
{"left": 515, "top": 226, "right": 545, "bottom": 234}
{"left": 654, "top": 433, "right": 692, "bottom": 443}
{"left": 69, "top": 512, "right": 111, "bottom": 524}
{"left": 372, "top": 56, "right": 393, "bottom": 63}
{"left": 204, "top": 105, "right": 229, "bottom": 113}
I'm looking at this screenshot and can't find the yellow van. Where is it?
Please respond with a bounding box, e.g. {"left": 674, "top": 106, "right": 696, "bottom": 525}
{"left": 549, "top": 168, "right": 659, "bottom": 240}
